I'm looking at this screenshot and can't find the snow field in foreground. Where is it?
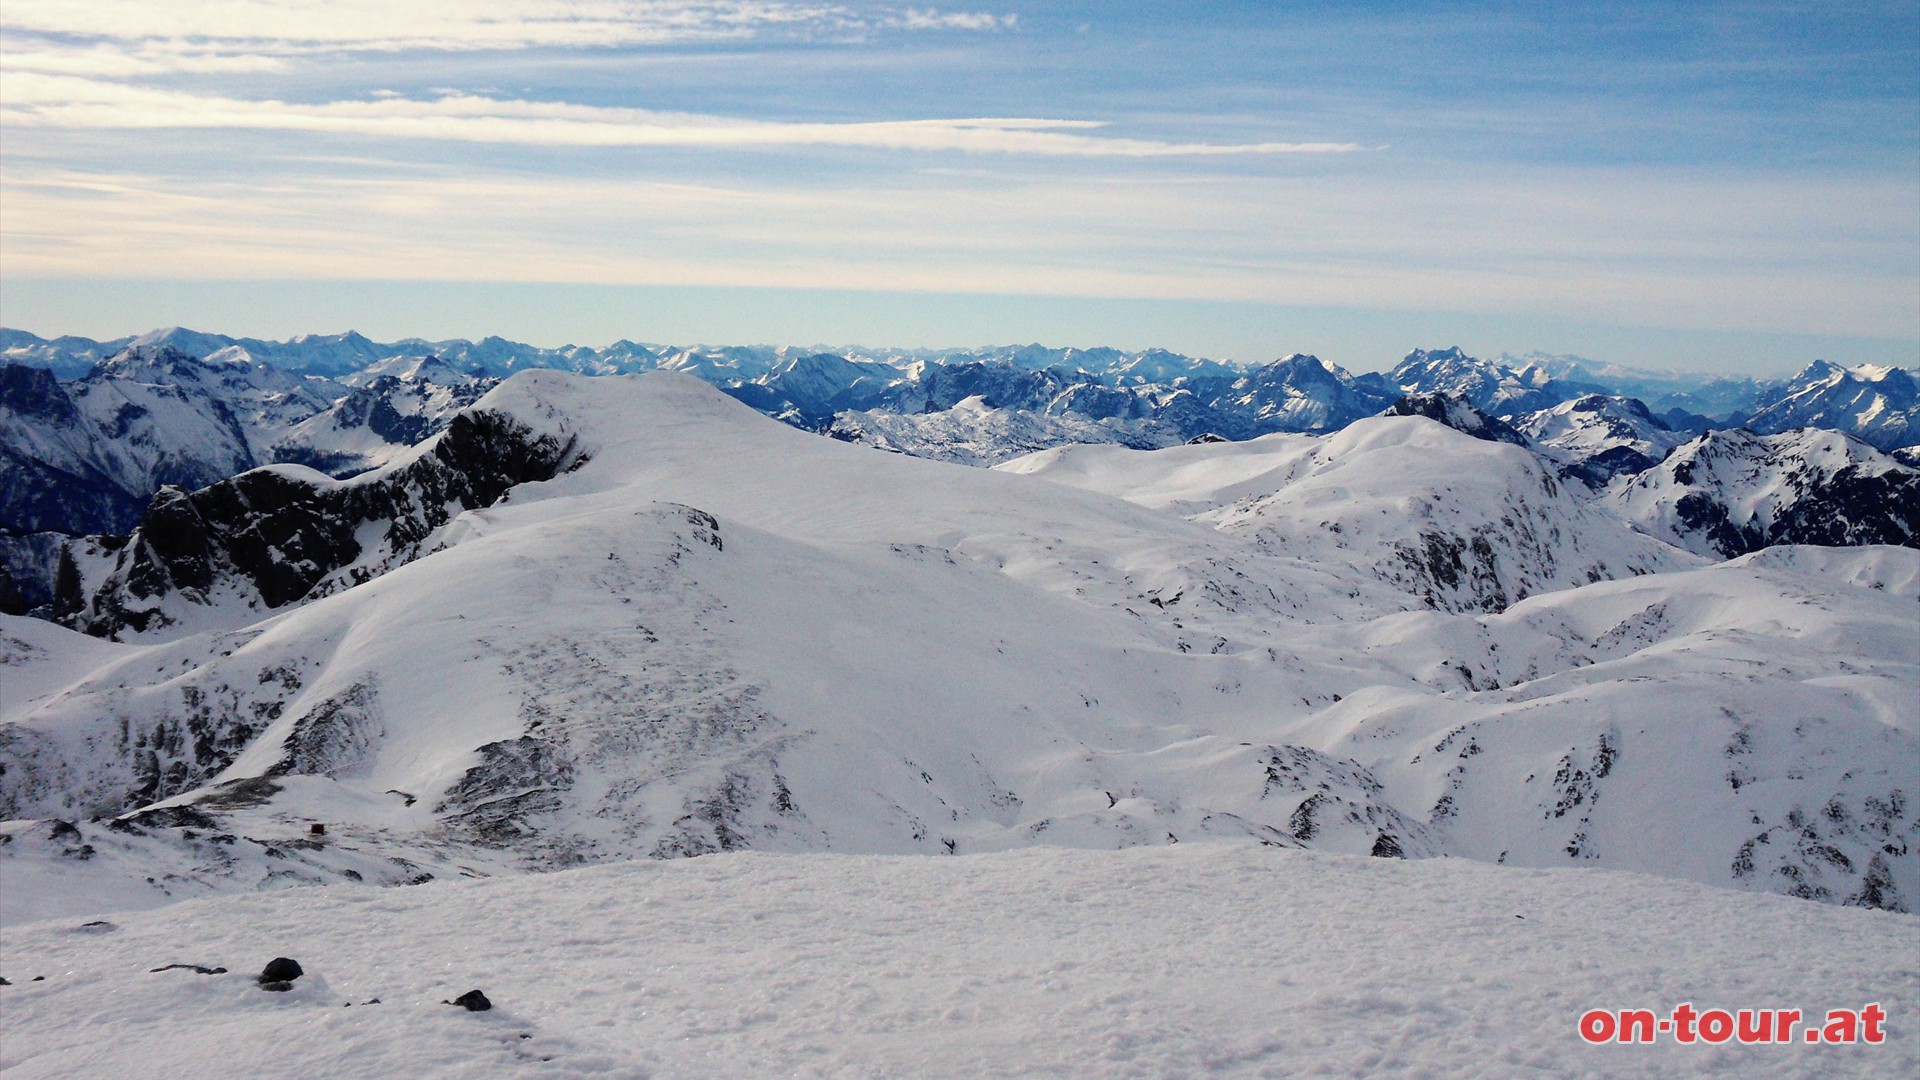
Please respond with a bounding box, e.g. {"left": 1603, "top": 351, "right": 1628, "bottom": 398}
{"left": 2, "top": 844, "right": 1913, "bottom": 1079}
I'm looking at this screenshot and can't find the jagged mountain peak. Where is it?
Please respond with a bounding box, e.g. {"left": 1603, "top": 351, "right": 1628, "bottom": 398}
{"left": 1380, "top": 392, "right": 1528, "bottom": 446}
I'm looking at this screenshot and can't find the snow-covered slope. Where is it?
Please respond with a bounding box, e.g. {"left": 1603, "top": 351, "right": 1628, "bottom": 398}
{"left": 1006, "top": 415, "right": 1696, "bottom": 613}
{"left": 272, "top": 358, "right": 497, "bottom": 476}
{"left": 1391, "top": 346, "right": 1573, "bottom": 417}
{"left": 1, "top": 352, "right": 263, "bottom": 535}
{"left": 1746, "top": 360, "right": 1919, "bottom": 451}
{"left": 1515, "top": 394, "right": 1688, "bottom": 486}
{"left": 827, "top": 395, "right": 1177, "bottom": 464}
{"left": 4, "top": 373, "right": 1912, "bottom": 925}
{"left": 1612, "top": 428, "right": 1920, "bottom": 557}
{"left": 3, "top": 845, "right": 1913, "bottom": 1079}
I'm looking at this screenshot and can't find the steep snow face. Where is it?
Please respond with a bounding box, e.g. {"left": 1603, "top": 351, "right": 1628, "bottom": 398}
{"left": 3, "top": 373, "right": 1913, "bottom": 925}
{"left": 4, "top": 846, "right": 1915, "bottom": 1079}
{"left": 1746, "top": 360, "right": 1919, "bottom": 451}
{"left": 2, "top": 352, "right": 262, "bottom": 535}
{"left": 1611, "top": 427, "right": 1920, "bottom": 558}
{"left": 1515, "top": 394, "right": 1687, "bottom": 486}
{"left": 1008, "top": 415, "right": 1697, "bottom": 614}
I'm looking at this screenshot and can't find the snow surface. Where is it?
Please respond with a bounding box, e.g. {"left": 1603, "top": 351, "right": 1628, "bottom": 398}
{"left": 3, "top": 844, "right": 1914, "bottom": 1079}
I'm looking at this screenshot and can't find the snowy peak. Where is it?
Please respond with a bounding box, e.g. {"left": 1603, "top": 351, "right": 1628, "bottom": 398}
{"left": 1514, "top": 393, "right": 1686, "bottom": 486}
{"left": 1612, "top": 427, "right": 1920, "bottom": 557}
{"left": 124, "top": 327, "right": 240, "bottom": 362}
{"left": 1215, "top": 353, "right": 1397, "bottom": 437}
{"left": 1745, "top": 359, "right": 1919, "bottom": 451}
{"left": 1379, "top": 392, "right": 1529, "bottom": 447}
{"left": 1392, "top": 346, "right": 1569, "bottom": 417}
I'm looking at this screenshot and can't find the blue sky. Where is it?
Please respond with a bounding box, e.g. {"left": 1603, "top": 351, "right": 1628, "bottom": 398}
{"left": 1, "top": 1, "right": 1914, "bottom": 373}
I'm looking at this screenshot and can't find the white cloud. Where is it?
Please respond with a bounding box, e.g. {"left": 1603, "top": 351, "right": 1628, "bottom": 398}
{"left": 884, "top": 9, "right": 1016, "bottom": 32}
{"left": 0, "top": 1, "right": 1010, "bottom": 54}
{"left": 3, "top": 163, "right": 1912, "bottom": 341}
{"left": 0, "top": 45, "right": 290, "bottom": 78}
{"left": 0, "top": 73, "right": 1361, "bottom": 156}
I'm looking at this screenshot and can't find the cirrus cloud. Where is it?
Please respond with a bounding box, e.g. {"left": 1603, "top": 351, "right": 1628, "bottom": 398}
{"left": 0, "top": 72, "right": 1360, "bottom": 156}
{"left": 0, "top": 1, "right": 1010, "bottom": 54}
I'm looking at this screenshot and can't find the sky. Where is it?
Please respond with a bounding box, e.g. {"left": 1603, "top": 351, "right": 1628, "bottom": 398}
{"left": 1, "top": 1, "right": 1915, "bottom": 374}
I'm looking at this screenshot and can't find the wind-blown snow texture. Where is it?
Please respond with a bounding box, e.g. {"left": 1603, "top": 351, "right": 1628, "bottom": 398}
{"left": 2, "top": 846, "right": 1914, "bottom": 1079}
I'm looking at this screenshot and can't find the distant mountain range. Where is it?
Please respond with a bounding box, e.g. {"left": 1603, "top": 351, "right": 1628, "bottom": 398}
{"left": 4, "top": 326, "right": 1916, "bottom": 616}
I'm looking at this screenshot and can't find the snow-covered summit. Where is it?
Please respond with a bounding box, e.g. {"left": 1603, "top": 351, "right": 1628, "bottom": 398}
{"left": 1612, "top": 427, "right": 1920, "bottom": 557}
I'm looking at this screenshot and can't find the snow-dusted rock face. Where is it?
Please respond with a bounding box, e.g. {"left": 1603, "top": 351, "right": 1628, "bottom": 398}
{"left": 270, "top": 357, "right": 498, "bottom": 477}
{"left": 54, "top": 404, "right": 586, "bottom": 639}
{"left": 826, "top": 395, "right": 1177, "bottom": 465}
{"left": 6, "top": 374, "right": 1901, "bottom": 925}
{"left": 1391, "top": 346, "right": 1573, "bottom": 417}
{"left": 1611, "top": 427, "right": 1920, "bottom": 558}
{"left": 1380, "top": 392, "right": 1530, "bottom": 446}
{"left": 1514, "top": 393, "right": 1687, "bottom": 486}
{"left": 2, "top": 352, "right": 263, "bottom": 535}
{"left": 1211, "top": 353, "right": 1399, "bottom": 437}
{"left": 1745, "top": 359, "right": 1919, "bottom": 451}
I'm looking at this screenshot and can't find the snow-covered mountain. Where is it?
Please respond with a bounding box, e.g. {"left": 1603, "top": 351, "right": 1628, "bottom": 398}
{"left": 1745, "top": 360, "right": 1919, "bottom": 452}
{"left": 0, "top": 328, "right": 134, "bottom": 380}
{"left": 2, "top": 350, "right": 267, "bottom": 536}
{"left": 1515, "top": 394, "right": 1689, "bottom": 486}
{"left": 827, "top": 395, "right": 1177, "bottom": 465}
{"left": 1005, "top": 415, "right": 1696, "bottom": 614}
{"left": 1611, "top": 427, "right": 1920, "bottom": 558}
{"left": 3, "top": 373, "right": 1912, "bottom": 927}
{"left": 1392, "top": 346, "right": 1574, "bottom": 417}
{"left": 1210, "top": 353, "right": 1399, "bottom": 437}
{"left": 272, "top": 357, "right": 498, "bottom": 476}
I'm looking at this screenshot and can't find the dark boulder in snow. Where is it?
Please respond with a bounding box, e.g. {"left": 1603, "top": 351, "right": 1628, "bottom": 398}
{"left": 447, "top": 989, "right": 493, "bottom": 1012}
{"left": 257, "top": 957, "right": 303, "bottom": 990}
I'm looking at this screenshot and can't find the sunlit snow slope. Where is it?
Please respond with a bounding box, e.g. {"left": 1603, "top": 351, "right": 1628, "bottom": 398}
{"left": 2, "top": 372, "right": 1915, "bottom": 924}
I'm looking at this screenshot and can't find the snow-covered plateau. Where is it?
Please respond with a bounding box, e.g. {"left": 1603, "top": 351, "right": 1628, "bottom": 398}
{"left": 2, "top": 369, "right": 1915, "bottom": 1076}
{"left": 3, "top": 845, "right": 1915, "bottom": 1078}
